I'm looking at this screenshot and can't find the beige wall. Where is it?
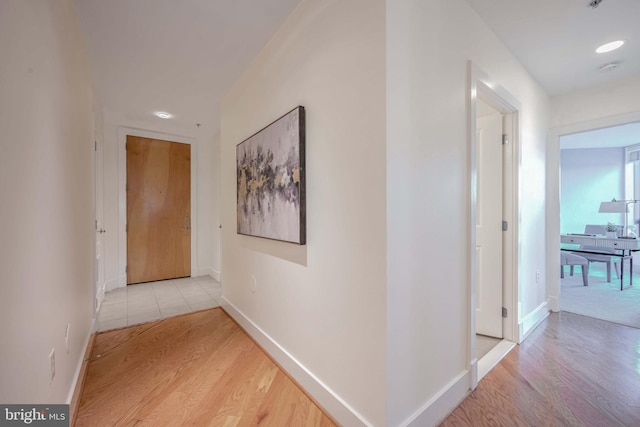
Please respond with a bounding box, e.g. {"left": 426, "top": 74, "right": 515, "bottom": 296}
{"left": 386, "top": 0, "right": 550, "bottom": 424}
{"left": 0, "top": 0, "right": 95, "bottom": 403}
{"left": 220, "top": 0, "right": 387, "bottom": 425}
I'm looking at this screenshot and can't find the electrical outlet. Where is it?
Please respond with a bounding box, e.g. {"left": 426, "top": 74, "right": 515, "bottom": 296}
{"left": 65, "top": 324, "right": 70, "bottom": 354}
{"left": 536, "top": 271, "right": 540, "bottom": 283}
{"left": 49, "top": 348, "right": 55, "bottom": 384}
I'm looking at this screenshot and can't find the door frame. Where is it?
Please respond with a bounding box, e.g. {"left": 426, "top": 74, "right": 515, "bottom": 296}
{"left": 94, "top": 109, "right": 105, "bottom": 312}
{"left": 547, "top": 111, "right": 640, "bottom": 311}
{"left": 468, "top": 62, "right": 520, "bottom": 389}
{"left": 117, "top": 127, "right": 198, "bottom": 287}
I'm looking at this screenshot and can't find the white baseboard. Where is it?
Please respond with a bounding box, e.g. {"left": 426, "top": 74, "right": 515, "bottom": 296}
{"left": 548, "top": 295, "right": 560, "bottom": 312}
{"left": 518, "top": 300, "right": 550, "bottom": 341}
{"left": 220, "top": 296, "right": 372, "bottom": 427}
{"left": 95, "top": 282, "right": 105, "bottom": 312}
{"left": 105, "top": 278, "right": 120, "bottom": 292}
{"left": 469, "top": 358, "right": 478, "bottom": 390}
{"left": 197, "top": 266, "right": 216, "bottom": 279}
{"left": 212, "top": 269, "right": 221, "bottom": 282}
{"left": 66, "top": 317, "right": 96, "bottom": 404}
{"left": 401, "top": 370, "right": 471, "bottom": 427}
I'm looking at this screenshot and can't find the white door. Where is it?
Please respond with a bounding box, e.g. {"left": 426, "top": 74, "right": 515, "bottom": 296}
{"left": 476, "top": 105, "right": 503, "bottom": 338}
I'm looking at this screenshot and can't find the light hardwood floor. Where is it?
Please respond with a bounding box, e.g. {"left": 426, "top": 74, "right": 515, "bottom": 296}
{"left": 78, "top": 309, "right": 640, "bottom": 426}
{"left": 75, "top": 308, "right": 336, "bottom": 427}
{"left": 442, "top": 312, "right": 640, "bottom": 426}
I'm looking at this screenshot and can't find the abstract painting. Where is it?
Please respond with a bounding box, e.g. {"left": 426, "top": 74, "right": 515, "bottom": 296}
{"left": 236, "top": 106, "right": 306, "bottom": 244}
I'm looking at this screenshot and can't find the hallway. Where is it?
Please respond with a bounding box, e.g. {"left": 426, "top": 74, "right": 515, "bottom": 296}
{"left": 77, "top": 308, "right": 336, "bottom": 426}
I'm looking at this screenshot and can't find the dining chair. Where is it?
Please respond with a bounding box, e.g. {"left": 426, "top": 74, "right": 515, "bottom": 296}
{"left": 560, "top": 252, "right": 589, "bottom": 286}
{"left": 579, "top": 224, "right": 621, "bottom": 282}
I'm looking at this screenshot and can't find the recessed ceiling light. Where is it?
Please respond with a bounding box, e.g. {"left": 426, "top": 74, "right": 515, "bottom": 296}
{"left": 596, "top": 40, "right": 624, "bottom": 54}
{"left": 154, "top": 111, "right": 172, "bottom": 119}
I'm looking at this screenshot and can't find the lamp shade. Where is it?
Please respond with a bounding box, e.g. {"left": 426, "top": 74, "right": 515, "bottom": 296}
{"left": 599, "top": 201, "right": 628, "bottom": 213}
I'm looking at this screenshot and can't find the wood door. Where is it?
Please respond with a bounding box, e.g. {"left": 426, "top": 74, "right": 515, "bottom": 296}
{"left": 127, "top": 136, "right": 191, "bottom": 284}
{"left": 476, "top": 105, "right": 504, "bottom": 338}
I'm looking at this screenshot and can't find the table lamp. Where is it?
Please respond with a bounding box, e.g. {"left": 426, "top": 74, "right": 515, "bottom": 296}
{"left": 599, "top": 198, "right": 638, "bottom": 237}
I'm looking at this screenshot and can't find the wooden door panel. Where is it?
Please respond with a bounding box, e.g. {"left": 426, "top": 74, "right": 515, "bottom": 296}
{"left": 127, "top": 136, "right": 190, "bottom": 284}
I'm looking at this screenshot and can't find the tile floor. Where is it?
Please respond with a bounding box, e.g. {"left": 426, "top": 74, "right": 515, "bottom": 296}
{"left": 96, "top": 275, "right": 222, "bottom": 332}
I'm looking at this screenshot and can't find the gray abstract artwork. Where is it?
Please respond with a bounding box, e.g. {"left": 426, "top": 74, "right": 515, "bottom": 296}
{"left": 236, "top": 106, "right": 306, "bottom": 244}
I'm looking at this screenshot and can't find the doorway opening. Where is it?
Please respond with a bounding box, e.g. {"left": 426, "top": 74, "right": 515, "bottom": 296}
{"left": 468, "top": 63, "right": 520, "bottom": 387}
{"left": 557, "top": 121, "right": 640, "bottom": 329}
{"left": 549, "top": 112, "right": 640, "bottom": 312}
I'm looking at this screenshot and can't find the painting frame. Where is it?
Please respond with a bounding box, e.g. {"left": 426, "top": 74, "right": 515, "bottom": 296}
{"left": 236, "top": 106, "right": 306, "bottom": 245}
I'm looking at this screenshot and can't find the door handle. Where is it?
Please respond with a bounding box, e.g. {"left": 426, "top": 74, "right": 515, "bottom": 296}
{"left": 97, "top": 229, "right": 106, "bottom": 234}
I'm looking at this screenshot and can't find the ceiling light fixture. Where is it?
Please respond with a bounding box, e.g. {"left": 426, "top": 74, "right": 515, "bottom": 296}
{"left": 154, "top": 111, "right": 172, "bottom": 119}
{"left": 596, "top": 40, "right": 624, "bottom": 53}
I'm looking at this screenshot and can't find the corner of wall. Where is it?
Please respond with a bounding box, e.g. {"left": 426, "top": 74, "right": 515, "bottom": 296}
{"left": 197, "top": 267, "right": 219, "bottom": 282}
{"left": 221, "top": 297, "right": 373, "bottom": 427}
{"left": 67, "top": 319, "right": 96, "bottom": 424}
{"left": 518, "top": 300, "right": 550, "bottom": 342}
{"left": 399, "top": 371, "right": 471, "bottom": 427}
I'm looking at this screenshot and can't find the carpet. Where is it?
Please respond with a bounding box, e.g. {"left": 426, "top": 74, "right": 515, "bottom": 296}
{"left": 560, "top": 264, "right": 640, "bottom": 329}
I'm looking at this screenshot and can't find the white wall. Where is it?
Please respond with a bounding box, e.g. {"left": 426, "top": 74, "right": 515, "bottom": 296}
{"left": 551, "top": 75, "right": 640, "bottom": 129}
{"left": 386, "top": 1, "right": 549, "bottom": 425}
{"left": 0, "top": 0, "right": 94, "bottom": 403}
{"left": 101, "top": 113, "right": 220, "bottom": 290}
{"left": 220, "top": 0, "right": 387, "bottom": 425}
{"left": 560, "top": 148, "right": 625, "bottom": 234}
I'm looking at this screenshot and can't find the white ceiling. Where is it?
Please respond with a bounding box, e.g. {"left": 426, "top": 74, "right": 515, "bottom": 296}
{"left": 73, "top": 0, "right": 301, "bottom": 133}
{"left": 468, "top": 0, "right": 640, "bottom": 150}
{"left": 75, "top": 0, "right": 640, "bottom": 136}
{"left": 466, "top": 0, "right": 640, "bottom": 95}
